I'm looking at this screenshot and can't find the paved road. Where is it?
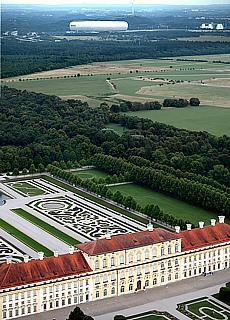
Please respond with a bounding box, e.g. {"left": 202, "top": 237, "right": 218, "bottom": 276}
{"left": 15, "top": 268, "right": 230, "bottom": 320}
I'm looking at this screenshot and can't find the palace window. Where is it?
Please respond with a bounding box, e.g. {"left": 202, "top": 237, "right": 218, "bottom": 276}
{"left": 120, "top": 286, "right": 125, "bottom": 293}
{"left": 111, "top": 257, "right": 115, "bottom": 266}
{"left": 161, "top": 247, "right": 165, "bottom": 256}
{"left": 137, "top": 251, "right": 141, "bottom": 261}
{"left": 161, "top": 262, "right": 164, "bottom": 269}
{"left": 137, "top": 267, "right": 141, "bottom": 275}
{"left": 168, "top": 260, "right": 171, "bottom": 268}
{"left": 129, "top": 283, "right": 133, "bottom": 291}
{"left": 120, "top": 255, "right": 124, "bottom": 264}
{"left": 153, "top": 263, "right": 157, "bottom": 271}
{"left": 145, "top": 250, "right": 149, "bottom": 259}
{"left": 104, "top": 289, "right": 107, "bottom": 297}
{"left": 152, "top": 248, "right": 157, "bottom": 258}
{"left": 175, "top": 244, "right": 179, "bottom": 252}
{"left": 145, "top": 265, "right": 149, "bottom": 273}
{"left": 175, "top": 258, "right": 179, "bottom": 266}
{"left": 120, "top": 271, "right": 125, "bottom": 279}
{"left": 129, "top": 269, "right": 133, "bottom": 277}
{"left": 103, "top": 274, "right": 107, "bottom": 282}
{"left": 168, "top": 274, "right": 172, "bottom": 281}
{"left": 111, "top": 287, "right": 115, "bottom": 295}
{"left": 95, "top": 260, "right": 99, "bottom": 270}
{"left": 111, "top": 272, "right": 115, "bottom": 281}
{"left": 129, "top": 254, "right": 133, "bottom": 263}
{"left": 161, "top": 276, "right": 164, "bottom": 283}
{"left": 95, "top": 276, "right": 99, "bottom": 284}
{"left": 175, "top": 273, "right": 179, "bottom": 280}
{"left": 103, "top": 258, "right": 107, "bottom": 268}
{"left": 153, "top": 278, "right": 157, "bottom": 285}
{"left": 168, "top": 246, "right": 171, "bottom": 254}
{"left": 96, "top": 291, "right": 99, "bottom": 298}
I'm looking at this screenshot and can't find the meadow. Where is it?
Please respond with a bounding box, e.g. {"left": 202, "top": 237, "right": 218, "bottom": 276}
{"left": 109, "top": 183, "right": 230, "bottom": 226}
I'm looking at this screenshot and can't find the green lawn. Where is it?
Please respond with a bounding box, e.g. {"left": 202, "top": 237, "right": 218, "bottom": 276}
{"left": 109, "top": 183, "right": 229, "bottom": 226}
{"left": 127, "top": 310, "right": 177, "bottom": 320}
{"left": 12, "top": 208, "right": 80, "bottom": 245}
{"left": 122, "top": 105, "right": 230, "bottom": 136}
{"left": 5, "top": 181, "right": 47, "bottom": 197}
{"left": 72, "top": 169, "right": 109, "bottom": 180}
{"left": 0, "top": 218, "right": 53, "bottom": 256}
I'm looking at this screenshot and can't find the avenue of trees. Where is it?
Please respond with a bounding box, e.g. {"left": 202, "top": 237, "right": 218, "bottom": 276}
{"left": 1, "top": 86, "right": 229, "bottom": 221}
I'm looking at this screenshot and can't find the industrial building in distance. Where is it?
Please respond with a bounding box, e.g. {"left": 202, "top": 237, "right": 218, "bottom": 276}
{"left": 69, "top": 20, "right": 129, "bottom": 33}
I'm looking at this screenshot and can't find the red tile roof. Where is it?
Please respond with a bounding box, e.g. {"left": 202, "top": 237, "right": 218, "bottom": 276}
{"left": 0, "top": 252, "right": 91, "bottom": 290}
{"left": 181, "top": 222, "right": 230, "bottom": 251}
{"left": 76, "top": 229, "right": 181, "bottom": 255}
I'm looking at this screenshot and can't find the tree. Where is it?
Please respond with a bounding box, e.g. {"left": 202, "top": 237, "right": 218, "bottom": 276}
{"left": 190, "top": 97, "right": 200, "bottom": 106}
{"left": 67, "top": 306, "right": 85, "bottom": 320}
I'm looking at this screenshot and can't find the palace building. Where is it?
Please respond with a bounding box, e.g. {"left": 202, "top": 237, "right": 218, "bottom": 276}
{"left": 1, "top": 216, "right": 230, "bottom": 319}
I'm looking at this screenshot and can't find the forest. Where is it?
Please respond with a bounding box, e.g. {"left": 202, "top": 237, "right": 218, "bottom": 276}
{"left": 0, "top": 86, "right": 229, "bottom": 225}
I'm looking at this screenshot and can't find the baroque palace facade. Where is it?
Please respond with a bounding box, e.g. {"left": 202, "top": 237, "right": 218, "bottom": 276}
{"left": 1, "top": 216, "right": 230, "bottom": 319}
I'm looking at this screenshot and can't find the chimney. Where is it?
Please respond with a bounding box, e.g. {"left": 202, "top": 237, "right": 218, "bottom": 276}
{"left": 38, "top": 252, "right": 44, "bottom": 260}
{"left": 105, "top": 230, "right": 111, "bottom": 240}
{"left": 210, "top": 219, "right": 216, "bottom": 226}
{"left": 23, "top": 254, "right": 29, "bottom": 263}
{"left": 6, "top": 256, "right": 12, "bottom": 264}
{"left": 175, "top": 226, "right": 180, "bottom": 233}
{"left": 68, "top": 246, "right": 74, "bottom": 254}
{"left": 147, "top": 222, "right": 153, "bottom": 232}
{"left": 53, "top": 250, "right": 59, "bottom": 258}
{"left": 199, "top": 221, "right": 204, "bottom": 229}
{"left": 218, "top": 216, "right": 225, "bottom": 224}
{"left": 186, "top": 224, "right": 192, "bottom": 231}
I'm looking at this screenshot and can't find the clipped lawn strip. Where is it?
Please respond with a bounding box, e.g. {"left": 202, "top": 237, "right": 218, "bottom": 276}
{"left": 43, "top": 175, "right": 148, "bottom": 225}
{"left": 0, "top": 218, "right": 53, "bottom": 257}
{"left": 12, "top": 208, "right": 80, "bottom": 245}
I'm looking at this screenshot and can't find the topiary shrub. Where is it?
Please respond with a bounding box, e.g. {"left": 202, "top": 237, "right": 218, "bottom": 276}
{"left": 219, "top": 286, "right": 230, "bottom": 302}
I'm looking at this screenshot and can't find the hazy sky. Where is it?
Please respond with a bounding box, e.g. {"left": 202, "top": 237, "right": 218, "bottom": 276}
{"left": 2, "top": 0, "right": 230, "bottom": 5}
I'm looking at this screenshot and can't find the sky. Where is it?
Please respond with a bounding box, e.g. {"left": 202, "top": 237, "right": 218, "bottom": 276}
{"left": 2, "top": 0, "right": 230, "bottom": 5}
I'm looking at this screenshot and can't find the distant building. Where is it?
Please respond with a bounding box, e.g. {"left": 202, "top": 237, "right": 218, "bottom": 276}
{"left": 69, "top": 21, "right": 128, "bottom": 33}
{"left": 216, "top": 23, "right": 224, "bottom": 30}
{"left": 1, "top": 216, "right": 230, "bottom": 319}
{"left": 200, "top": 22, "right": 224, "bottom": 30}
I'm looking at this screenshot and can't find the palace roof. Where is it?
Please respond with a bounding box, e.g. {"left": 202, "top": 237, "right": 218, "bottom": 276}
{"left": 181, "top": 222, "right": 230, "bottom": 251}
{"left": 0, "top": 252, "right": 91, "bottom": 290}
{"left": 76, "top": 229, "right": 181, "bottom": 255}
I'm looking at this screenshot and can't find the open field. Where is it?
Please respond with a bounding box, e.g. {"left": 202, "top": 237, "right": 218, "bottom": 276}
{"left": 109, "top": 183, "right": 230, "bottom": 226}
{"left": 122, "top": 105, "right": 230, "bottom": 136}
{"left": 2, "top": 54, "right": 229, "bottom": 135}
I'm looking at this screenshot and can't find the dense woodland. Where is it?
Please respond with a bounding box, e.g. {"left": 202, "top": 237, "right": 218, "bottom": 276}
{"left": 1, "top": 86, "right": 229, "bottom": 225}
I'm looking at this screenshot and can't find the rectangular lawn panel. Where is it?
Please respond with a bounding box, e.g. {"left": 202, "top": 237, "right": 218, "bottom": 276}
{"left": 5, "top": 181, "right": 47, "bottom": 197}
{"left": 108, "top": 183, "right": 229, "bottom": 226}
{"left": 72, "top": 169, "right": 109, "bottom": 180}
{"left": 12, "top": 208, "right": 80, "bottom": 245}
{"left": 0, "top": 218, "right": 53, "bottom": 257}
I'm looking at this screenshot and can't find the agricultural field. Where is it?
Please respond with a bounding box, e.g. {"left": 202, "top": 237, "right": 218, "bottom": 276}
{"left": 2, "top": 54, "right": 229, "bottom": 135}
{"left": 109, "top": 183, "right": 230, "bottom": 226}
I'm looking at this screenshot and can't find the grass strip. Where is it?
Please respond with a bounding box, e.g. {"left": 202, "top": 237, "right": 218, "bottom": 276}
{"left": 12, "top": 208, "right": 80, "bottom": 245}
{"left": 43, "top": 175, "right": 148, "bottom": 224}
{"left": 0, "top": 218, "right": 53, "bottom": 257}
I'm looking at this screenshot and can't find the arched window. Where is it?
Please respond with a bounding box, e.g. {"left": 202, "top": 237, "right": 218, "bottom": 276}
{"left": 145, "top": 250, "right": 149, "bottom": 259}
{"left": 168, "top": 274, "right": 171, "bottom": 281}
{"left": 129, "top": 253, "right": 133, "bottom": 263}
{"left": 129, "top": 269, "right": 133, "bottom": 277}
{"left": 120, "top": 271, "right": 125, "bottom": 279}
{"left": 103, "top": 289, "right": 107, "bottom": 296}
{"left": 96, "top": 291, "right": 99, "bottom": 298}
{"left": 175, "top": 273, "right": 178, "bottom": 280}
{"left": 111, "top": 287, "right": 115, "bottom": 295}
{"left": 153, "top": 278, "right": 157, "bottom": 285}
{"left": 161, "top": 247, "right": 165, "bottom": 256}
{"left": 111, "top": 272, "right": 115, "bottom": 281}
{"left": 168, "top": 246, "right": 171, "bottom": 254}
{"left": 103, "top": 258, "right": 107, "bottom": 268}
{"left": 161, "top": 276, "right": 164, "bottom": 283}
{"left": 137, "top": 267, "right": 141, "bottom": 275}
{"left": 95, "top": 276, "right": 99, "bottom": 284}
{"left": 153, "top": 263, "right": 157, "bottom": 272}
{"left": 137, "top": 251, "right": 141, "bottom": 261}
{"left": 120, "top": 286, "right": 125, "bottom": 293}
{"left": 95, "top": 260, "right": 99, "bottom": 270}
{"left": 145, "top": 280, "right": 149, "bottom": 287}
{"left": 152, "top": 248, "right": 157, "bottom": 258}
{"left": 161, "top": 262, "right": 164, "bottom": 269}
{"left": 120, "top": 255, "right": 124, "bottom": 264}
{"left": 145, "top": 265, "right": 149, "bottom": 274}
{"left": 175, "top": 243, "right": 179, "bottom": 252}
{"left": 129, "top": 283, "right": 133, "bottom": 291}
{"left": 111, "top": 257, "right": 115, "bottom": 266}
{"left": 175, "top": 258, "right": 179, "bottom": 266}
{"left": 168, "top": 260, "right": 171, "bottom": 268}
{"left": 103, "top": 274, "right": 107, "bottom": 282}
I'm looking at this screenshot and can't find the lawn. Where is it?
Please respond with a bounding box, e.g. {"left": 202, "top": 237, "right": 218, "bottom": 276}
{"left": 72, "top": 168, "right": 110, "bottom": 180}
{"left": 108, "top": 183, "right": 230, "bottom": 226}
{"left": 127, "top": 310, "right": 177, "bottom": 320}
{"left": 0, "top": 218, "right": 53, "bottom": 257}
{"left": 12, "top": 208, "right": 80, "bottom": 245}
{"left": 5, "top": 181, "right": 47, "bottom": 197}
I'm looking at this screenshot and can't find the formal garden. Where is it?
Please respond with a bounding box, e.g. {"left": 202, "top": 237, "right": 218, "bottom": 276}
{"left": 0, "top": 236, "right": 26, "bottom": 263}
{"left": 177, "top": 297, "right": 230, "bottom": 319}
